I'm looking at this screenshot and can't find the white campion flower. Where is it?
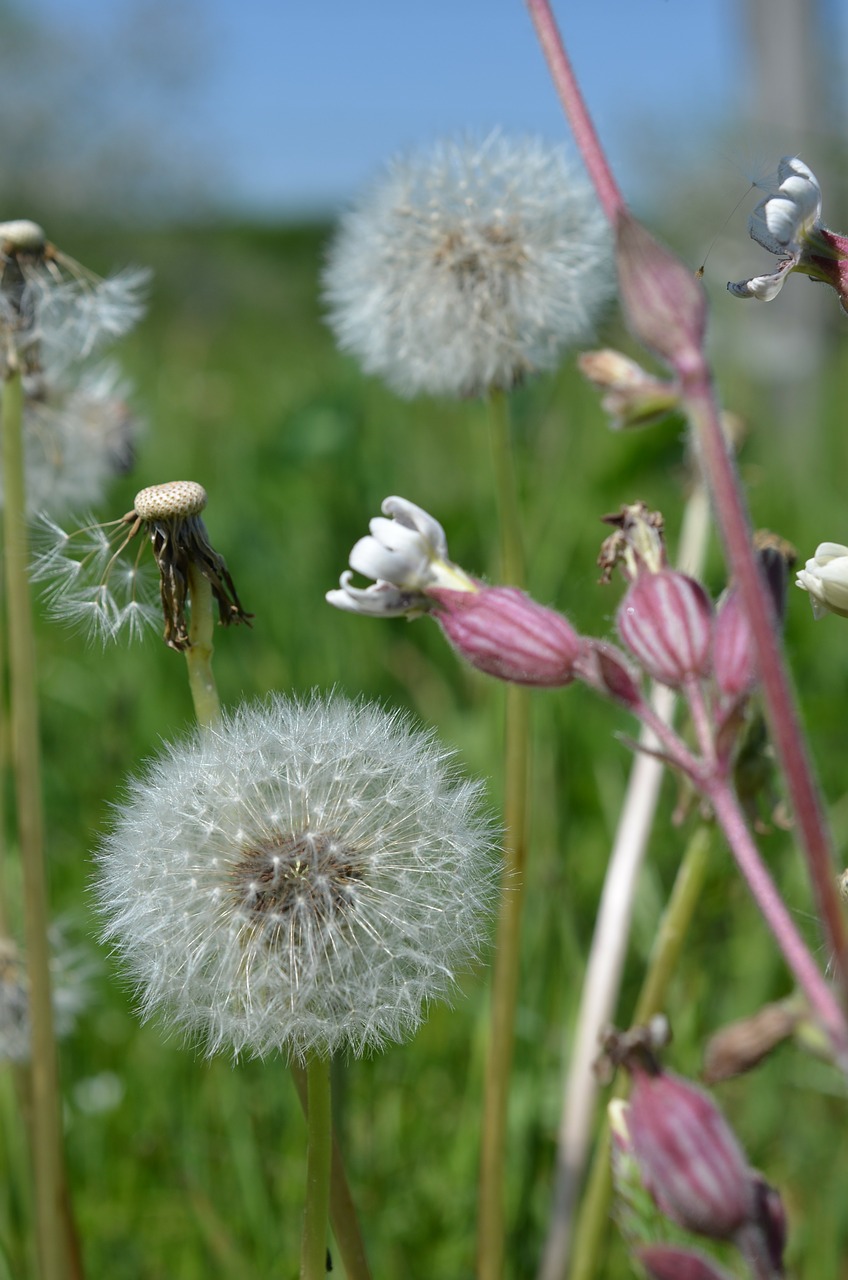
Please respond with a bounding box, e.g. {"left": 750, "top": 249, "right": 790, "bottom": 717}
{"left": 326, "top": 496, "right": 476, "bottom": 617}
{"left": 324, "top": 132, "right": 614, "bottom": 398}
{"left": 728, "top": 158, "right": 848, "bottom": 307}
{"left": 96, "top": 693, "right": 497, "bottom": 1060}
{"left": 795, "top": 543, "right": 848, "bottom": 619}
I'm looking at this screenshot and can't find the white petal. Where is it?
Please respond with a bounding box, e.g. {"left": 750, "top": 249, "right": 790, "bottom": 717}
{"left": 812, "top": 542, "right": 848, "bottom": 563}
{"left": 326, "top": 572, "right": 419, "bottom": 617}
{"left": 349, "top": 531, "right": 429, "bottom": 586}
{"left": 382, "top": 496, "right": 449, "bottom": 559}
{"left": 727, "top": 266, "right": 791, "bottom": 302}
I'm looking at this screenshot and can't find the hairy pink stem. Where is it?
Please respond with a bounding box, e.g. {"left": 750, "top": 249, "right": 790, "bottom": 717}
{"left": 706, "top": 775, "right": 848, "bottom": 1072}
{"left": 524, "top": 0, "right": 625, "bottom": 222}
{"left": 684, "top": 382, "right": 848, "bottom": 1000}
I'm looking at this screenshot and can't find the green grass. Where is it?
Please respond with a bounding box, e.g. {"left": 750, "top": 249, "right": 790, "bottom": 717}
{"left": 3, "top": 219, "right": 848, "bottom": 1278}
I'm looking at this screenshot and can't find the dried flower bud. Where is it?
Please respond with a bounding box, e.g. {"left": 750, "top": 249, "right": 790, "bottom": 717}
{"left": 616, "top": 211, "right": 707, "bottom": 375}
{"left": 703, "top": 999, "right": 800, "bottom": 1083}
{"left": 578, "top": 348, "right": 681, "bottom": 431}
{"left": 634, "top": 1244, "right": 734, "bottom": 1280}
{"left": 617, "top": 570, "right": 713, "bottom": 688}
{"left": 427, "top": 585, "right": 581, "bottom": 687}
{"left": 628, "top": 1064, "right": 756, "bottom": 1239}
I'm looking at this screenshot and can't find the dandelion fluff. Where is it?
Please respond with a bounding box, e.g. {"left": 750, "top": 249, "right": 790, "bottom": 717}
{"left": 324, "top": 132, "right": 614, "bottom": 398}
{"left": 97, "top": 693, "right": 498, "bottom": 1060}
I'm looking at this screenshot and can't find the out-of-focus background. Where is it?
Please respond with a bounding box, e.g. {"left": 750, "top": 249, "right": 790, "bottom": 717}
{"left": 4, "top": 2, "right": 848, "bottom": 1277}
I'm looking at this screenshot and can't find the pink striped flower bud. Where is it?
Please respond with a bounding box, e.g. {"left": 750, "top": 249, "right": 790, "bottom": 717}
{"left": 617, "top": 570, "right": 713, "bottom": 688}
{"left": 712, "top": 589, "right": 757, "bottom": 703}
{"left": 635, "top": 1244, "right": 733, "bottom": 1280}
{"left": 628, "top": 1065, "right": 756, "bottom": 1241}
{"left": 616, "top": 211, "right": 707, "bottom": 375}
{"left": 427, "top": 586, "right": 581, "bottom": 687}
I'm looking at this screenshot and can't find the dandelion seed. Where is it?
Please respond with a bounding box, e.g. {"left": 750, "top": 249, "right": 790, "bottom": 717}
{"left": 324, "top": 132, "right": 614, "bottom": 398}
{"left": 96, "top": 693, "right": 498, "bottom": 1060}
{"left": 0, "top": 218, "right": 148, "bottom": 373}
{"left": 32, "top": 479, "right": 251, "bottom": 648}
{"left": 0, "top": 929, "right": 95, "bottom": 1063}
{"left": 6, "top": 359, "right": 141, "bottom": 516}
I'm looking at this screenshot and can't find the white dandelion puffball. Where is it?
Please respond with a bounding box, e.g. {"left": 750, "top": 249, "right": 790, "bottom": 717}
{"left": 324, "top": 132, "right": 614, "bottom": 399}
{"left": 97, "top": 694, "right": 498, "bottom": 1060}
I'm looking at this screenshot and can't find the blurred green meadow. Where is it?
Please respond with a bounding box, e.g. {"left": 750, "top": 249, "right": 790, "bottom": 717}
{"left": 5, "top": 218, "right": 848, "bottom": 1278}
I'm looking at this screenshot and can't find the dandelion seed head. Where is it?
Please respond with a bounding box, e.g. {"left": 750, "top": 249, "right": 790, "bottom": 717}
{"left": 96, "top": 693, "right": 498, "bottom": 1060}
{"left": 133, "top": 480, "right": 207, "bottom": 521}
{"left": 324, "top": 132, "right": 614, "bottom": 398}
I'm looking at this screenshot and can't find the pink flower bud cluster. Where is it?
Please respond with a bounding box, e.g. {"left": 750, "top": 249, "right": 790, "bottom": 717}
{"left": 616, "top": 569, "right": 758, "bottom": 708}
{"left": 621, "top": 1059, "right": 787, "bottom": 1278}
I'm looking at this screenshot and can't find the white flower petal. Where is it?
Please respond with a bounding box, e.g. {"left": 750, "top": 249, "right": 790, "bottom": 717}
{"left": 382, "top": 496, "right": 449, "bottom": 558}
{"left": 727, "top": 258, "right": 795, "bottom": 301}
{"left": 796, "top": 545, "right": 848, "bottom": 618}
{"left": 326, "top": 572, "right": 424, "bottom": 617}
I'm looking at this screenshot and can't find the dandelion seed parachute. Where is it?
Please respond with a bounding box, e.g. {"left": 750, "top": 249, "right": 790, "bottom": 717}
{"left": 324, "top": 132, "right": 614, "bottom": 399}
{"left": 97, "top": 693, "right": 498, "bottom": 1060}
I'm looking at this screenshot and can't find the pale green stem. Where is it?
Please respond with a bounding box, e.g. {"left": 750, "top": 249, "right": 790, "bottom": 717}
{"left": 2, "top": 363, "right": 69, "bottom": 1280}
{"left": 568, "top": 823, "right": 714, "bottom": 1280}
{"left": 300, "top": 1055, "right": 332, "bottom": 1280}
{"left": 478, "top": 387, "right": 531, "bottom": 1280}
{"left": 539, "top": 483, "right": 710, "bottom": 1280}
{"left": 182, "top": 575, "right": 369, "bottom": 1277}
{"left": 185, "top": 565, "right": 221, "bottom": 726}
{"left": 290, "top": 1063, "right": 373, "bottom": 1280}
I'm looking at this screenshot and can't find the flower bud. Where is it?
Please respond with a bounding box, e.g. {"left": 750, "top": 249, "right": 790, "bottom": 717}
{"left": 712, "top": 589, "right": 757, "bottom": 703}
{"left": 577, "top": 348, "right": 681, "bottom": 431}
{"left": 427, "top": 586, "right": 581, "bottom": 687}
{"left": 627, "top": 1065, "right": 756, "bottom": 1240}
{"left": 617, "top": 570, "right": 713, "bottom": 687}
{"left": 574, "top": 639, "right": 643, "bottom": 708}
{"left": 615, "top": 211, "right": 707, "bottom": 374}
{"left": 796, "top": 542, "right": 848, "bottom": 619}
{"left": 635, "top": 1244, "right": 733, "bottom": 1280}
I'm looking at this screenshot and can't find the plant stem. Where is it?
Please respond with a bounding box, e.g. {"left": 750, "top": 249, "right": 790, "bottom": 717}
{"left": 300, "top": 1055, "right": 332, "bottom": 1280}
{"left": 684, "top": 384, "right": 848, "bottom": 1003}
{"left": 1, "top": 363, "right": 69, "bottom": 1280}
{"left": 538, "top": 482, "right": 710, "bottom": 1280}
{"left": 185, "top": 565, "right": 222, "bottom": 726}
{"left": 290, "top": 1063, "right": 373, "bottom": 1280}
{"left": 524, "top": 0, "right": 625, "bottom": 222}
{"left": 478, "top": 388, "right": 531, "bottom": 1280}
{"left": 567, "top": 823, "right": 714, "bottom": 1280}
{"left": 705, "top": 775, "right": 848, "bottom": 1070}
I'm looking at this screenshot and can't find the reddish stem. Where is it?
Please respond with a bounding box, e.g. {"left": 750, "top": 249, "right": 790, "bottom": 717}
{"left": 524, "top": 0, "right": 625, "bottom": 222}
{"left": 706, "top": 775, "right": 848, "bottom": 1072}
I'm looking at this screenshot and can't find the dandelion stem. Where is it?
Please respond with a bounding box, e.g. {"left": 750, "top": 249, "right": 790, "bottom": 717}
{"left": 290, "top": 1063, "right": 373, "bottom": 1280}
{"left": 185, "top": 564, "right": 221, "bottom": 726}
{"left": 300, "top": 1054, "right": 332, "bottom": 1280}
{"left": 478, "top": 388, "right": 531, "bottom": 1279}
{"left": 566, "top": 822, "right": 714, "bottom": 1280}
{"left": 1, "top": 361, "right": 71, "bottom": 1280}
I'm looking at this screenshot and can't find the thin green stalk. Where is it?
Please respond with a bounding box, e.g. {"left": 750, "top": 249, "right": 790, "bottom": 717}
{"left": 183, "top": 572, "right": 371, "bottom": 1278}
{"left": 185, "top": 565, "right": 222, "bottom": 726}
{"left": 1, "top": 363, "right": 69, "bottom": 1280}
{"left": 300, "top": 1054, "right": 332, "bottom": 1280}
{"left": 478, "top": 387, "right": 531, "bottom": 1280}
{"left": 568, "top": 823, "right": 713, "bottom": 1280}
{"left": 290, "top": 1063, "right": 373, "bottom": 1280}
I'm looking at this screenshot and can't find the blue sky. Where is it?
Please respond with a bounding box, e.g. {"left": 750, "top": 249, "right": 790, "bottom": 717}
{"left": 16, "top": 0, "right": 848, "bottom": 218}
